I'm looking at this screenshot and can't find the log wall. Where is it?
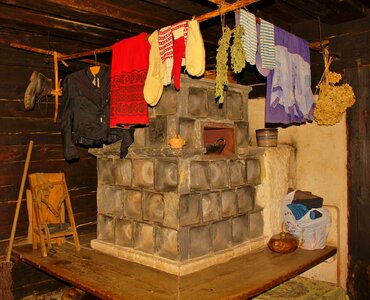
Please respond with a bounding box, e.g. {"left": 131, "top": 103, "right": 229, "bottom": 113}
{"left": 0, "top": 28, "right": 106, "bottom": 251}
{"left": 0, "top": 24, "right": 108, "bottom": 297}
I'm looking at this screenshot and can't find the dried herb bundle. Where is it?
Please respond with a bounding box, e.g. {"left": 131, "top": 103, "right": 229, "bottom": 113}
{"left": 231, "top": 26, "right": 246, "bottom": 74}
{"left": 215, "top": 26, "right": 232, "bottom": 104}
{"left": 314, "top": 48, "right": 356, "bottom": 125}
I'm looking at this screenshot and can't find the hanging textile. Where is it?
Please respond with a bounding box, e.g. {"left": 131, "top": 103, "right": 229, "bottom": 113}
{"left": 144, "top": 30, "right": 165, "bottom": 106}
{"left": 259, "top": 19, "right": 276, "bottom": 70}
{"left": 171, "top": 20, "right": 188, "bottom": 90}
{"left": 185, "top": 19, "right": 206, "bottom": 77}
{"left": 110, "top": 32, "right": 150, "bottom": 127}
{"left": 61, "top": 66, "right": 134, "bottom": 161}
{"left": 265, "top": 26, "right": 315, "bottom": 124}
{"left": 255, "top": 23, "right": 271, "bottom": 77}
{"left": 159, "top": 25, "right": 173, "bottom": 86}
{"left": 240, "top": 9, "right": 257, "bottom": 65}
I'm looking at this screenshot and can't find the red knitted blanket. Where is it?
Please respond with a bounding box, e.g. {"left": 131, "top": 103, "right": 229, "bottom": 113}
{"left": 110, "top": 32, "right": 150, "bottom": 127}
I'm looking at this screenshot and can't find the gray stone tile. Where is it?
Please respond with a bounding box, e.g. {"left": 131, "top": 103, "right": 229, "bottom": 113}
{"left": 189, "top": 225, "right": 212, "bottom": 258}
{"left": 210, "top": 160, "right": 229, "bottom": 189}
{"left": 134, "top": 222, "right": 155, "bottom": 254}
{"left": 179, "top": 227, "right": 189, "bottom": 261}
{"left": 190, "top": 161, "right": 210, "bottom": 190}
{"left": 212, "top": 220, "right": 232, "bottom": 251}
{"left": 230, "top": 160, "right": 247, "bottom": 187}
{"left": 154, "top": 159, "right": 178, "bottom": 192}
{"left": 226, "top": 91, "right": 243, "bottom": 120}
{"left": 132, "top": 159, "right": 154, "bottom": 188}
{"left": 115, "top": 218, "right": 133, "bottom": 247}
{"left": 114, "top": 159, "right": 132, "bottom": 186}
{"left": 179, "top": 193, "right": 201, "bottom": 226}
{"left": 202, "top": 192, "right": 221, "bottom": 222}
{"left": 163, "top": 192, "right": 180, "bottom": 229}
{"left": 97, "top": 185, "right": 123, "bottom": 217}
{"left": 249, "top": 210, "right": 264, "bottom": 239}
{"left": 246, "top": 159, "right": 261, "bottom": 184}
{"left": 232, "top": 214, "right": 249, "bottom": 243}
{"left": 235, "top": 121, "right": 249, "bottom": 147}
{"left": 124, "top": 189, "right": 142, "bottom": 219}
{"left": 207, "top": 90, "right": 225, "bottom": 119}
{"left": 97, "top": 158, "right": 115, "bottom": 185}
{"left": 131, "top": 127, "right": 147, "bottom": 148}
{"left": 221, "top": 190, "right": 238, "bottom": 217}
{"left": 188, "top": 87, "right": 208, "bottom": 118}
{"left": 156, "top": 86, "right": 178, "bottom": 115}
{"left": 148, "top": 117, "right": 167, "bottom": 147}
{"left": 156, "top": 227, "right": 179, "bottom": 260}
{"left": 237, "top": 186, "right": 255, "bottom": 213}
{"left": 97, "top": 214, "right": 115, "bottom": 243}
{"left": 179, "top": 118, "right": 197, "bottom": 148}
{"left": 143, "top": 191, "right": 164, "bottom": 223}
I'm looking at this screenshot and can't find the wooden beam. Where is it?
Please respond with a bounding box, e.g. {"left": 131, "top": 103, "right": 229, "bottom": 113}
{"left": 9, "top": 42, "right": 109, "bottom": 66}
{"left": 281, "top": 0, "right": 366, "bottom": 24}
{"left": 126, "top": 0, "right": 213, "bottom": 18}
{"left": 0, "top": 0, "right": 187, "bottom": 32}
{"left": 46, "top": 0, "right": 260, "bottom": 63}
{"left": 45, "top": 46, "right": 113, "bottom": 63}
{"left": 207, "top": 0, "right": 226, "bottom": 4}
{"left": 206, "top": 1, "right": 339, "bottom": 57}
{"left": 45, "top": 0, "right": 338, "bottom": 63}
{"left": 0, "top": 0, "right": 222, "bottom": 47}
{"left": 0, "top": 3, "right": 130, "bottom": 45}
{"left": 196, "top": 0, "right": 260, "bottom": 23}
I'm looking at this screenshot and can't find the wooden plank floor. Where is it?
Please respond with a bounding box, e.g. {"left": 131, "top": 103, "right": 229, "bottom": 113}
{"left": 12, "top": 242, "right": 336, "bottom": 300}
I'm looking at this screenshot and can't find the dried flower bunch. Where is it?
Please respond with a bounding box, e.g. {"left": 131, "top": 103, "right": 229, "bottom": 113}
{"left": 230, "top": 25, "right": 246, "bottom": 74}
{"left": 215, "top": 26, "right": 232, "bottom": 104}
{"left": 314, "top": 48, "right": 356, "bottom": 125}
{"left": 215, "top": 25, "right": 246, "bottom": 104}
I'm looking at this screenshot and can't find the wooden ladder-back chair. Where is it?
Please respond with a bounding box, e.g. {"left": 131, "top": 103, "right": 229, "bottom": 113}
{"left": 27, "top": 173, "right": 80, "bottom": 257}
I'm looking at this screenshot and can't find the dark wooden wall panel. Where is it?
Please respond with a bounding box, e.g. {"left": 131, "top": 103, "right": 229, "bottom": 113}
{"left": 0, "top": 27, "right": 98, "bottom": 249}
{"left": 345, "top": 65, "right": 370, "bottom": 300}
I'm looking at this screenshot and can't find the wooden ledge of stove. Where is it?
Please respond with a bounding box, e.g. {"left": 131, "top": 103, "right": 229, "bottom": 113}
{"left": 12, "top": 242, "right": 337, "bottom": 300}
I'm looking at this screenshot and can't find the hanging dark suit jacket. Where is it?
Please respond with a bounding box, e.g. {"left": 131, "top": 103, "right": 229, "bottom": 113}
{"left": 61, "top": 66, "right": 134, "bottom": 161}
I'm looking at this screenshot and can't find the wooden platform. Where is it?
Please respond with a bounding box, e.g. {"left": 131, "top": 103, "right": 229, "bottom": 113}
{"left": 12, "top": 242, "right": 336, "bottom": 300}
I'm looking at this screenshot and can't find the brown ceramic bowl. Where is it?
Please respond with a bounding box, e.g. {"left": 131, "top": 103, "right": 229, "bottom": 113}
{"left": 268, "top": 231, "right": 299, "bottom": 253}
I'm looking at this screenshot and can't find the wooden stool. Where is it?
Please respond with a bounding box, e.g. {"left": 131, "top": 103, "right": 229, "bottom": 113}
{"left": 28, "top": 173, "right": 80, "bottom": 257}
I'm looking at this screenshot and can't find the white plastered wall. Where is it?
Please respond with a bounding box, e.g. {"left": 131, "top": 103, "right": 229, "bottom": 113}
{"left": 248, "top": 97, "right": 348, "bottom": 289}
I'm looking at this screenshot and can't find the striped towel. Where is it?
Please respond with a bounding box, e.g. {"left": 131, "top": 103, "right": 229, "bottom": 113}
{"left": 240, "top": 9, "right": 257, "bottom": 65}
{"left": 260, "top": 19, "right": 276, "bottom": 70}
{"left": 159, "top": 26, "right": 173, "bottom": 85}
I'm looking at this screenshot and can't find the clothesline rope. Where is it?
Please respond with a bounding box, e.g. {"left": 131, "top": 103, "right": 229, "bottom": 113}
{"left": 43, "top": 0, "right": 260, "bottom": 63}
{"left": 45, "top": 0, "right": 336, "bottom": 63}
{"left": 10, "top": 0, "right": 337, "bottom": 64}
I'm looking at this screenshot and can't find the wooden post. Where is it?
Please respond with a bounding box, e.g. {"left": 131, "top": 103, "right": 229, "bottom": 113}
{"left": 6, "top": 140, "right": 33, "bottom": 263}
{"left": 51, "top": 52, "right": 62, "bottom": 123}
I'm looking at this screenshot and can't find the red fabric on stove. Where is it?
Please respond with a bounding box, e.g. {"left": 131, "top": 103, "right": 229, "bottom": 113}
{"left": 110, "top": 32, "right": 150, "bottom": 127}
{"left": 172, "top": 36, "right": 185, "bottom": 90}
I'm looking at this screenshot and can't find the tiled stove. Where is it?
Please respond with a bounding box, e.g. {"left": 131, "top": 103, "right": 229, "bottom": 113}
{"left": 90, "top": 77, "right": 267, "bottom": 275}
